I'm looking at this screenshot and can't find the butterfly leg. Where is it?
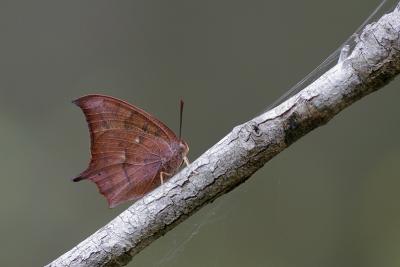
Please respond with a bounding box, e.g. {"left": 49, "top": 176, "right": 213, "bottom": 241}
{"left": 183, "top": 156, "right": 190, "bottom": 167}
{"left": 184, "top": 156, "right": 199, "bottom": 175}
{"left": 160, "top": 172, "right": 172, "bottom": 185}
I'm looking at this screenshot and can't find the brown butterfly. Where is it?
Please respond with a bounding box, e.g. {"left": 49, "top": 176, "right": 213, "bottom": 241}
{"left": 72, "top": 94, "right": 189, "bottom": 208}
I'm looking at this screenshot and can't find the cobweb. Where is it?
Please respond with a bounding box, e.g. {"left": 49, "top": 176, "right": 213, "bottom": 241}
{"left": 264, "top": 0, "right": 398, "bottom": 112}
{"left": 154, "top": 197, "right": 231, "bottom": 267}
{"left": 153, "top": 0, "right": 397, "bottom": 266}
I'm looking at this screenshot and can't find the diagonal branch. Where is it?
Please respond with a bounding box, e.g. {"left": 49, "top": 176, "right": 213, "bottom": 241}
{"left": 47, "top": 3, "right": 400, "bottom": 267}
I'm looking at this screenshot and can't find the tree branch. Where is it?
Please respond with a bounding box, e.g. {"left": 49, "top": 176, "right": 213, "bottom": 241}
{"left": 46, "top": 4, "right": 400, "bottom": 267}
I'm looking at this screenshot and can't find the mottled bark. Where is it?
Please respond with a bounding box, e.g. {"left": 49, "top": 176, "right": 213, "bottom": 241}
{"left": 46, "top": 4, "right": 400, "bottom": 267}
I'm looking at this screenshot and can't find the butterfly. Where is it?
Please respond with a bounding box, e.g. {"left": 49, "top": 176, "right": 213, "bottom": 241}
{"left": 72, "top": 94, "right": 190, "bottom": 208}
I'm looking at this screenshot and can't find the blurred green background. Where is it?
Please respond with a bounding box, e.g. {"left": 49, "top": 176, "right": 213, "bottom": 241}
{"left": 0, "top": 0, "right": 399, "bottom": 266}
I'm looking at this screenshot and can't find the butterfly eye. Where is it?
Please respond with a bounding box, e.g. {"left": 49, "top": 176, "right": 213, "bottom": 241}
{"left": 179, "top": 140, "right": 189, "bottom": 153}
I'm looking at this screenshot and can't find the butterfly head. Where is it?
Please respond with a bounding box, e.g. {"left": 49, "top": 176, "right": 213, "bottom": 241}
{"left": 178, "top": 139, "right": 189, "bottom": 158}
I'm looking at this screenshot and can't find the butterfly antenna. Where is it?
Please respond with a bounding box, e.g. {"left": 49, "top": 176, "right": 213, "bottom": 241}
{"left": 179, "top": 99, "right": 184, "bottom": 139}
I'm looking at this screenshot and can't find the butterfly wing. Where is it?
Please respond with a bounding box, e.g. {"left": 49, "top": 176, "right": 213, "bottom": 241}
{"left": 73, "top": 94, "right": 177, "bottom": 208}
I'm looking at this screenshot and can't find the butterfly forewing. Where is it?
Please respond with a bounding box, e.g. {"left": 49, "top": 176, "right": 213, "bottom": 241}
{"left": 74, "top": 95, "right": 177, "bottom": 142}
{"left": 73, "top": 95, "right": 183, "bottom": 208}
